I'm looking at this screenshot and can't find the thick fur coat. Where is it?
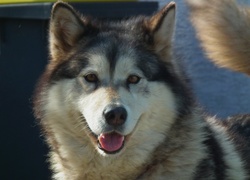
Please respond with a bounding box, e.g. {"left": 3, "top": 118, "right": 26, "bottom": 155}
{"left": 33, "top": 1, "right": 250, "bottom": 179}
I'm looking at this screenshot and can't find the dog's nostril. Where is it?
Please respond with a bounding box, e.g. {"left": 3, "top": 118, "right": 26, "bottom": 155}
{"left": 104, "top": 106, "right": 127, "bottom": 126}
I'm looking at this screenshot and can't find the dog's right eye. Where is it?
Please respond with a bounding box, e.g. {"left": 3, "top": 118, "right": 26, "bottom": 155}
{"left": 84, "top": 74, "right": 98, "bottom": 83}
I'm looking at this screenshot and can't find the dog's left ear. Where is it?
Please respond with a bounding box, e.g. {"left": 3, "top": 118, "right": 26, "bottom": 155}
{"left": 146, "top": 2, "right": 176, "bottom": 59}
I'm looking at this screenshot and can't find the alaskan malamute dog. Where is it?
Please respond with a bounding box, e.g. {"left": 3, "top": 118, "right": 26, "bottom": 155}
{"left": 33, "top": 1, "right": 250, "bottom": 179}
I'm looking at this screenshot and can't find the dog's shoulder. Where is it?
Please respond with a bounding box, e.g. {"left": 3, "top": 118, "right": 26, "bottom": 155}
{"left": 222, "top": 114, "right": 250, "bottom": 171}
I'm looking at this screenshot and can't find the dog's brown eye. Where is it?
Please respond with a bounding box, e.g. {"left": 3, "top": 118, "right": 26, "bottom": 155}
{"left": 127, "top": 75, "right": 141, "bottom": 84}
{"left": 84, "top": 74, "right": 98, "bottom": 83}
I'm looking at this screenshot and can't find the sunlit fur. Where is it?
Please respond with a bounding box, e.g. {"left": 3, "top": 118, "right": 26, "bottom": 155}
{"left": 186, "top": 0, "right": 250, "bottom": 75}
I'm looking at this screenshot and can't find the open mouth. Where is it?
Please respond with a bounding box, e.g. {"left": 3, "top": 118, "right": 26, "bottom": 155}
{"left": 97, "top": 132, "right": 125, "bottom": 154}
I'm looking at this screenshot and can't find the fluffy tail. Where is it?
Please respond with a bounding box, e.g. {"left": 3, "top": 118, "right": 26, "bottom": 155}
{"left": 186, "top": 0, "right": 250, "bottom": 75}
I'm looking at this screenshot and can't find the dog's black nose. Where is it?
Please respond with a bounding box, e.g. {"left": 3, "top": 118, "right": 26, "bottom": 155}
{"left": 103, "top": 106, "right": 127, "bottom": 126}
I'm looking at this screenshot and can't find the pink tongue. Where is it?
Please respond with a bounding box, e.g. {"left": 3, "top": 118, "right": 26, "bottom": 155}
{"left": 98, "top": 132, "right": 124, "bottom": 152}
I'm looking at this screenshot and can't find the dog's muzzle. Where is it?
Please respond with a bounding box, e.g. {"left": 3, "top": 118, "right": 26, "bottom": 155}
{"left": 97, "top": 105, "right": 127, "bottom": 154}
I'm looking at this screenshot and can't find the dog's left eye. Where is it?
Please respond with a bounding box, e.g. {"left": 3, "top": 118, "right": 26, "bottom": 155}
{"left": 127, "top": 75, "right": 141, "bottom": 84}
{"left": 84, "top": 74, "right": 98, "bottom": 83}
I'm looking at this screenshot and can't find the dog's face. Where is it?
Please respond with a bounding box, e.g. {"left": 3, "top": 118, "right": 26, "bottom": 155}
{"left": 36, "top": 2, "right": 189, "bottom": 156}
{"left": 73, "top": 36, "right": 177, "bottom": 155}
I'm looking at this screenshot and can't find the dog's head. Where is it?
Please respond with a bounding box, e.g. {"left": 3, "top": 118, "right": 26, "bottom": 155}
{"left": 35, "top": 2, "right": 191, "bottom": 156}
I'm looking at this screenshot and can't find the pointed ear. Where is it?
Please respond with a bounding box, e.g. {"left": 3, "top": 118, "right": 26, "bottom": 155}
{"left": 49, "top": 2, "right": 85, "bottom": 61}
{"left": 147, "top": 2, "right": 176, "bottom": 59}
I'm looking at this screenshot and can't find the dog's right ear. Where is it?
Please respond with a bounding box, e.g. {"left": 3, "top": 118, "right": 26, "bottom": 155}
{"left": 49, "top": 2, "right": 85, "bottom": 61}
{"left": 145, "top": 2, "right": 176, "bottom": 61}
